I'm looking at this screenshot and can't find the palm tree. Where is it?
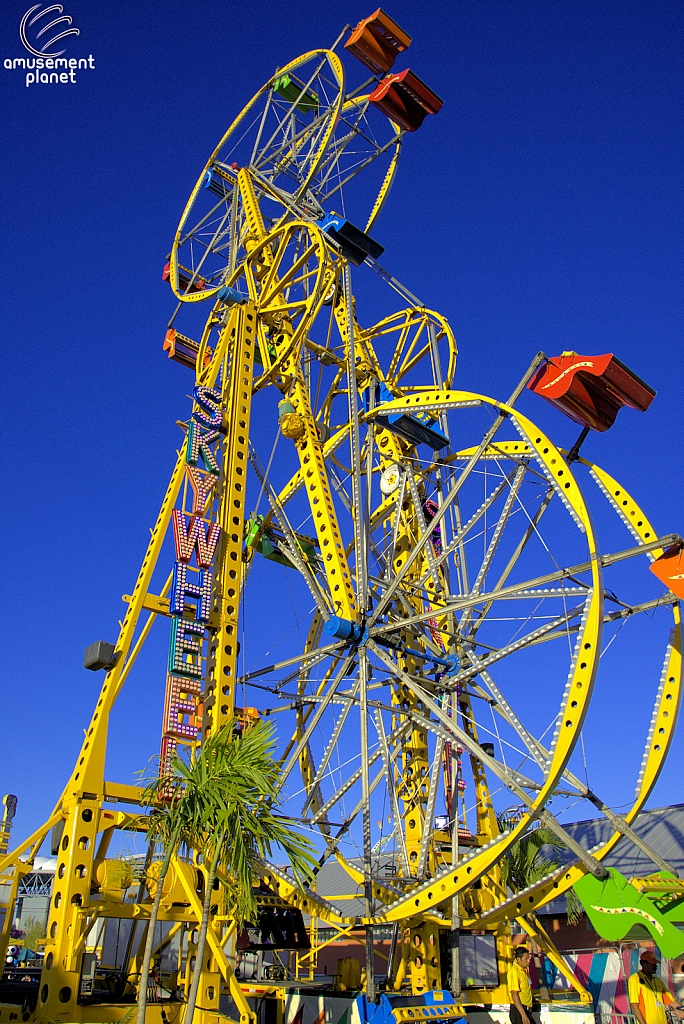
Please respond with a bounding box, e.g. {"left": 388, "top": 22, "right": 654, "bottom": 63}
{"left": 134, "top": 732, "right": 221, "bottom": 1024}
{"left": 182, "top": 720, "right": 315, "bottom": 1024}
{"left": 497, "top": 816, "right": 583, "bottom": 923}
{"left": 137, "top": 721, "right": 314, "bottom": 1024}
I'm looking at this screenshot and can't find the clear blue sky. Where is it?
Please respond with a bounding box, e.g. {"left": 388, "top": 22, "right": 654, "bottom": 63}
{"left": 1, "top": 0, "right": 682, "bottom": 848}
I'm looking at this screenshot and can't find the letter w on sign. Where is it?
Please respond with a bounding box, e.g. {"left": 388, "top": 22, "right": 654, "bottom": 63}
{"left": 172, "top": 509, "right": 221, "bottom": 568}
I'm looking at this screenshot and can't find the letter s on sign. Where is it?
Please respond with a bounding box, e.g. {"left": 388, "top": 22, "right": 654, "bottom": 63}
{"left": 192, "top": 385, "right": 222, "bottom": 428}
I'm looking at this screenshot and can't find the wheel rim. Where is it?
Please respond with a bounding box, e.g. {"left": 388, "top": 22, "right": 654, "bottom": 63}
{"left": 170, "top": 49, "right": 345, "bottom": 304}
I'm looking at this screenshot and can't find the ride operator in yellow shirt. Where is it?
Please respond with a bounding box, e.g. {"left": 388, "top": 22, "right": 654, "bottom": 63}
{"left": 629, "top": 950, "right": 684, "bottom": 1024}
{"left": 508, "top": 947, "right": 540, "bottom": 1024}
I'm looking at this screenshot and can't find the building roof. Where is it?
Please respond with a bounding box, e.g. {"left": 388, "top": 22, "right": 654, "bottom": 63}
{"left": 31, "top": 857, "right": 57, "bottom": 872}
{"left": 314, "top": 855, "right": 396, "bottom": 917}
{"left": 562, "top": 802, "right": 684, "bottom": 877}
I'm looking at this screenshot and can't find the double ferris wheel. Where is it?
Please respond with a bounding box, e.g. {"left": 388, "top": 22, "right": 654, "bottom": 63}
{"left": 2, "top": 11, "right": 682, "bottom": 1024}
{"left": 153, "top": 8, "right": 684, "bottom": 998}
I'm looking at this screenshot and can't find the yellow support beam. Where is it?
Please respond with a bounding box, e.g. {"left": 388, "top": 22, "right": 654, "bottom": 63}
{"left": 203, "top": 303, "right": 258, "bottom": 736}
{"left": 518, "top": 912, "right": 592, "bottom": 1004}
{"left": 286, "top": 365, "right": 357, "bottom": 620}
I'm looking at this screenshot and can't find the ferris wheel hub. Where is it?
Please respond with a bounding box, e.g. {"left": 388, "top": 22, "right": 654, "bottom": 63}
{"left": 324, "top": 615, "right": 367, "bottom": 643}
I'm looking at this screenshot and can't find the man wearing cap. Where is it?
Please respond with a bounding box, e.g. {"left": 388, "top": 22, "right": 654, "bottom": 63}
{"left": 508, "top": 947, "right": 540, "bottom": 1024}
{"left": 629, "top": 949, "right": 684, "bottom": 1024}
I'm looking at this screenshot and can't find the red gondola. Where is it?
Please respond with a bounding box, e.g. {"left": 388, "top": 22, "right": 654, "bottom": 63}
{"left": 527, "top": 351, "right": 655, "bottom": 432}
{"left": 369, "top": 68, "right": 443, "bottom": 133}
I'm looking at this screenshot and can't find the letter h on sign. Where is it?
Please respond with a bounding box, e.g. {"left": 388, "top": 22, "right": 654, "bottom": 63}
{"left": 170, "top": 563, "right": 213, "bottom": 622}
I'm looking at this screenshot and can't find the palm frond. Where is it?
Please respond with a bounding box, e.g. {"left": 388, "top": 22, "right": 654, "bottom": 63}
{"left": 496, "top": 818, "right": 573, "bottom": 899}
{"left": 139, "top": 720, "right": 314, "bottom": 927}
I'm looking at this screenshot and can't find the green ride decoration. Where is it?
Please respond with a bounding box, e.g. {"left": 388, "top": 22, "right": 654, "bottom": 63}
{"left": 273, "top": 73, "right": 319, "bottom": 114}
{"left": 573, "top": 868, "right": 684, "bottom": 959}
{"left": 636, "top": 873, "right": 684, "bottom": 924}
{"left": 244, "top": 513, "right": 320, "bottom": 570}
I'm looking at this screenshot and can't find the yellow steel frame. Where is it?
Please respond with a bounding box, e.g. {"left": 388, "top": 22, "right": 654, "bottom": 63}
{"left": 265, "top": 371, "right": 608, "bottom": 997}
{"left": 233, "top": 168, "right": 357, "bottom": 618}
{"left": 2, "top": 35, "right": 680, "bottom": 1022}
